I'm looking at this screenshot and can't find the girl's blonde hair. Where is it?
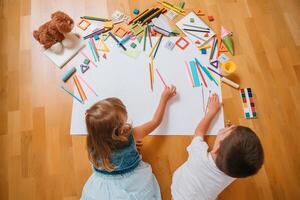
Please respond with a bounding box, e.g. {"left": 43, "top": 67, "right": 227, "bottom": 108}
{"left": 85, "top": 98, "right": 132, "bottom": 171}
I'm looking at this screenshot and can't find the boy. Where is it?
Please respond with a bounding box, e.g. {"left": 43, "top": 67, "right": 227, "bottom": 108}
{"left": 171, "top": 93, "right": 264, "bottom": 200}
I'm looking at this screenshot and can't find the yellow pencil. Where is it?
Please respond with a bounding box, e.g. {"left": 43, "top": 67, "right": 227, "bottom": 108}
{"left": 149, "top": 34, "right": 163, "bottom": 58}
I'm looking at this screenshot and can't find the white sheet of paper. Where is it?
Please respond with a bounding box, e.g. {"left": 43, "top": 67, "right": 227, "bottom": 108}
{"left": 69, "top": 36, "right": 224, "bottom": 135}
{"left": 43, "top": 36, "right": 85, "bottom": 68}
{"left": 176, "top": 12, "right": 215, "bottom": 46}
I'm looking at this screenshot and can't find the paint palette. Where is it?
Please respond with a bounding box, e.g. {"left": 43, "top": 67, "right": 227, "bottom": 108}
{"left": 240, "top": 88, "right": 257, "bottom": 119}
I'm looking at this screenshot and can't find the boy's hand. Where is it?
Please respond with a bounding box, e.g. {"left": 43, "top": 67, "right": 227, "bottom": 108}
{"left": 161, "top": 85, "right": 176, "bottom": 102}
{"left": 207, "top": 93, "right": 221, "bottom": 117}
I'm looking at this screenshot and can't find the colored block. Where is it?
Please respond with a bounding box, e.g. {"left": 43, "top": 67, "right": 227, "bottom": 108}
{"left": 190, "top": 18, "right": 195, "bottom": 23}
{"left": 189, "top": 61, "right": 201, "bottom": 87}
{"left": 201, "top": 49, "right": 207, "bottom": 54}
{"left": 245, "top": 113, "right": 250, "bottom": 118}
{"left": 130, "top": 42, "right": 137, "bottom": 48}
{"left": 133, "top": 9, "right": 139, "bottom": 15}
{"left": 83, "top": 58, "right": 90, "bottom": 65}
{"left": 253, "top": 112, "right": 257, "bottom": 118}
{"left": 94, "top": 35, "right": 100, "bottom": 40}
{"left": 104, "top": 21, "right": 113, "bottom": 29}
{"left": 61, "top": 67, "right": 76, "bottom": 82}
{"left": 179, "top": 1, "right": 185, "bottom": 8}
{"left": 208, "top": 15, "right": 214, "bottom": 21}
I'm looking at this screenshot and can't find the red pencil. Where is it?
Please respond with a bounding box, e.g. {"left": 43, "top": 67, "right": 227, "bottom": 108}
{"left": 195, "top": 62, "right": 208, "bottom": 87}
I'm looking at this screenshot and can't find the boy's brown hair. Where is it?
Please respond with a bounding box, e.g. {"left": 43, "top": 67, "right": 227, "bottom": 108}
{"left": 85, "top": 98, "right": 132, "bottom": 171}
{"left": 216, "top": 126, "right": 264, "bottom": 178}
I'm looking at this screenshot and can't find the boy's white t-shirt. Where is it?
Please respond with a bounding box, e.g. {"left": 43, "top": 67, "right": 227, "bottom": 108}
{"left": 171, "top": 136, "right": 235, "bottom": 200}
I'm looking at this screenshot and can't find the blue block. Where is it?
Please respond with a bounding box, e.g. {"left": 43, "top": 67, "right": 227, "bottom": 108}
{"left": 201, "top": 48, "right": 207, "bottom": 54}
{"left": 133, "top": 9, "right": 139, "bottom": 15}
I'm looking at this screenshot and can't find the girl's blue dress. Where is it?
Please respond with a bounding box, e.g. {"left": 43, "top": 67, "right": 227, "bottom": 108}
{"left": 81, "top": 134, "right": 161, "bottom": 200}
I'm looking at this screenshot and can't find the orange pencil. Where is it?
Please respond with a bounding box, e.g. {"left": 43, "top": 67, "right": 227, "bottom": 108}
{"left": 73, "top": 75, "right": 87, "bottom": 101}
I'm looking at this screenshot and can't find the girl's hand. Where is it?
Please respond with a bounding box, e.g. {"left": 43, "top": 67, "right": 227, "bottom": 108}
{"left": 161, "top": 85, "right": 176, "bottom": 102}
{"left": 207, "top": 93, "right": 222, "bottom": 117}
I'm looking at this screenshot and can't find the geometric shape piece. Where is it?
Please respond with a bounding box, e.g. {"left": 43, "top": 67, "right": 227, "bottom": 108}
{"left": 218, "top": 53, "right": 229, "bottom": 63}
{"left": 165, "top": 40, "right": 175, "bottom": 50}
{"left": 96, "top": 39, "right": 110, "bottom": 52}
{"left": 189, "top": 60, "right": 201, "bottom": 87}
{"left": 245, "top": 112, "right": 250, "bottom": 118}
{"left": 130, "top": 23, "right": 144, "bottom": 36}
{"left": 133, "top": 9, "right": 140, "bottom": 15}
{"left": 102, "top": 53, "right": 107, "bottom": 59}
{"left": 253, "top": 112, "right": 257, "bottom": 118}
{"left": 204, "top": 32, "right": 209, "bottom": 37}
{"left": 201, "top": 48, "right": 207, "bottom": 54}
{"left": 175, "top": 36, "right": 189, "bottom": 50}
{"left": 114, "top": 27, "right": 127, "bottom": 38}
{"left": 219, "top": 41, "right": 228, "bottom": 52}
{"left": 130, "top": 42, "right": 137, "bottom": 48}
{"left": 80, "top": 64, "right": 90, "bottom": 73}
{"left": 104, "top": 21, "right": 114, "bottom": 29}
{"left": 190, "top": 18, "right": 195, "bottom": 23}
{"left": 77, "top": 18, "right": 91, "bottom": 30}
{"left": 195, "top": 40, "right": 201, "bottom": 44}
{"left": 196, "top": 9, "right": 205, "bottom": 16}
{"left": 210, "top": 60, "right": 219, "bottom": 68}
{"left": 83, "top": 58, "right": 90, "bottom": 65}
{"left": 208, "top": 15, "right": 214, "bottom": 22}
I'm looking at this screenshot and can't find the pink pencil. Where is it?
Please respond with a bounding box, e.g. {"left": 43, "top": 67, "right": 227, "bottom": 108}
{"left": 77, "top": 74, "right": 98, "bottom": 97}
{"left": 80, "top": 51, "right": 97, "bottom": 68}
{"left": 155, "top": 68, "right": 168, "bottom": 87}
{"left": 184, "top": 61, "right": 194, "bottom": 87}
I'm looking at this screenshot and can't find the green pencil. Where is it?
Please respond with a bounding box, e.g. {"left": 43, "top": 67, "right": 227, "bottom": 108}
{"left": 81, "top": 16, "right": 111, "bottom": 22}
{"left": 61, "top": 85, "right": 84, "bottom": 104}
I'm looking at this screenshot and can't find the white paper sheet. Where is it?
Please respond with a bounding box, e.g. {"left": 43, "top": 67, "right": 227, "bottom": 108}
{"left": 69, "top": 36, "right": 224, "bottom": 135}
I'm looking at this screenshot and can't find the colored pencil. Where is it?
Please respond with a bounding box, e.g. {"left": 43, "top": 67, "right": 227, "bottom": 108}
{"left": 183, "top": 28, "right": 210, "bottom": 33}
{"left": 201, "top": 84, "right": 205, "bottom": 112}
{"left": 147, "top": 25, "right": 153, "bottom": 48}
{"left": 184, "top": 61, "right": 194, "bottom": 87}
{"left": 61, "top": 85, "right": 84, "bottom": 104}
{"left": 90, "top": 38, "right": 99, "bottom": 62}
{"left": 77, "top": 74, "right": 98, "bottom": 96}
{"left": 80, "top": 51, "right": 97, "bottom": 68}
{"left": 153, "top": 35, "right": 163, "bottom": 59}
{"left": 184, "top": 31, "right": 205, "bottom": 42}
{"left": 108, "top": 32, "right": 127, "bottom": 51}
{"left": 81, "top": 16, "right": 111, "bottom": 22}
{"left": 128, "top": 9, "right": 149, "bottom": 25}
{"left": 149, "top": 63, "right": 153, "bottom": 91}
{"left": 209, "top": 37, "right": 216, "bottom": 60}
{"left": 156, "top": 68, "right": 167, "bottom": 87}
{"left": 149, "top": 34, "right": 162, "bottom": 58}
{"left": 183, "top": 23, "right": 210, "bottom": 30}
{"left": 138, "top": 8, "right": 159, "bottom": 24}
{"left": 208, "top": 67, "right": 223, "bottom": 77}
{"left": 73, "top": 75, "right": 87, "bottom": 101}
{"left": 143, "top": 26, "right": 148, "bottom": 51}
{"left": 83, "top": 28, "right": 107, "bottom": 40}
{"left": 195, "top": 58, "right": 218, "bottom": 86}
{"left": 142, "top": 8, "right": 165, "bottom": 25}
{"left": 195, "top": 61, "right": 207, "bottom": 87}
{"left": 151, "top": 58, "right": 154, "bottom": 83}
{"left": 88, "top": 40, "right": 97, "bottom": 62}
{"left": 210, "top": 37, "right": 218, "bottom": 60}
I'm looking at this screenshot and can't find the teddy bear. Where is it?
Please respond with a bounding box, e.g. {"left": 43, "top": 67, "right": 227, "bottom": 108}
{"left": 33, "top": 11, "right": 78, "bottom": 54}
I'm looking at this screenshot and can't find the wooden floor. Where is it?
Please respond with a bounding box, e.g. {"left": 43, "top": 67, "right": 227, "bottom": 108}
{"left": 1, "top": 0, "right": 300, "bottom": 199}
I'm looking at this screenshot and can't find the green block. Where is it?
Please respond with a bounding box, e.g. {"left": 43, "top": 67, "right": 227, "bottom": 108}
{"left": 130, "top": 42, "right": 137, "bottom": 48}
{"left": 83, "top": 58, "right": 90, "bottom": 65}
{"left": 190, "top": 18, "right": 195, "bottom": 23}
{"left": 137, "top": 35, "right": 143, "bottom": 43}
{"left": 179, "top": 1, "right": 185, "bottom": 8}
{"left": 253, "top": 112, "right": 257, "bottom": 118}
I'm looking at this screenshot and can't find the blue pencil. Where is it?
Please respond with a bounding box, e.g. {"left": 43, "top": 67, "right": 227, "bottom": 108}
{"left": 153, "top": 35, "right": 163, "bottom": 59}
{"left": 61, "top": 85, "right": 84, "bottom": 104}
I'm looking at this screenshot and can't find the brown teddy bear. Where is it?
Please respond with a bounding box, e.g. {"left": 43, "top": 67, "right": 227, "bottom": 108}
{"left": 33, "top": 11, "right": 74, "bottom": 49}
